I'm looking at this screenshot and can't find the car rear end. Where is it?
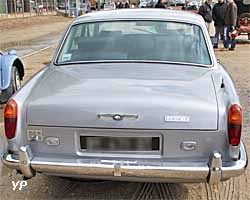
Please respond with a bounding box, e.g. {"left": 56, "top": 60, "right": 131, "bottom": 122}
{"left": 2, "top": 10, "right": 248, "bottom": 184}
{"left": 3, "top": 116, "right": 247, "bottom": 183}
{"left": 2, "top": 64, "right": 247, "bottom": 184}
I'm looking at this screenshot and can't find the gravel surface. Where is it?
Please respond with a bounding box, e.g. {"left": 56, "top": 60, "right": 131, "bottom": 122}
{"left": 0, "top": 16, "right": 71, "bottom": 51}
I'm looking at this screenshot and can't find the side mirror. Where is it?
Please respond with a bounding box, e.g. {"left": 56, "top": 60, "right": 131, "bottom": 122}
{"left": 8, "top": 49, "right": 17, "bottom": 56}
{"left": 210, "top": 36, "right": 218, "bottom": 47}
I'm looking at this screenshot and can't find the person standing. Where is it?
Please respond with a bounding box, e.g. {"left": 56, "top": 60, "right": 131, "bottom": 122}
{"left": 212, "top": 0, "right": 227, "bottom": 48}
{"left": 198, "top": 0, "right": 213, "bottom": 32}
{"left": 224, "top": 0, "right": 238, "bottom": 50}
{"left": 125, "top": 0, "right": 130, "bottom": 8}
{"left": 155, "top": 0, "right": 166, "bottom": 8}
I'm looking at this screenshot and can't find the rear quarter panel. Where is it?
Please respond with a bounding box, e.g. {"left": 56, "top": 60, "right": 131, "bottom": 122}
{"left": 7, "top": 66, "right": 49, "bottom": 152}
{"left": 211, "top": 62, "right": 241, "bottom": 158}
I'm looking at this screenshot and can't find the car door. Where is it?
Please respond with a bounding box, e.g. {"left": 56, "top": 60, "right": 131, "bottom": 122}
{"left": 0, "top": 52, "right": 2, "bottom": 89}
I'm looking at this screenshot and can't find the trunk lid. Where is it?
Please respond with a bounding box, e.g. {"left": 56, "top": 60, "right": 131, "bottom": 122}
{"left": 26, "top": 63, "right": 218, "bottom": 130}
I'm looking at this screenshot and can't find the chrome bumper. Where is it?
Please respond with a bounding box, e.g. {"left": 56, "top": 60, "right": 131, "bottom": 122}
{"left": 2, "top": 143, "right": 248, "bottom": 184}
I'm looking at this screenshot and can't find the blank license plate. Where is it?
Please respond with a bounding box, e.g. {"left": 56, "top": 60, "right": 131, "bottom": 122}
{"left": 80, "top": 136, "right": 160, "bottom": 152}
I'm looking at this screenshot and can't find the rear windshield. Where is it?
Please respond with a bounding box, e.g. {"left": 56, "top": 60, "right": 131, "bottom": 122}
{"left": 56, "top": 21, "right": 212, "bottom": 65}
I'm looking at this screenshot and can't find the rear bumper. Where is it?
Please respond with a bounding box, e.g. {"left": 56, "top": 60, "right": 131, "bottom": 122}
{"left": 2, "top": 143, "right": 248, "bottom": 184}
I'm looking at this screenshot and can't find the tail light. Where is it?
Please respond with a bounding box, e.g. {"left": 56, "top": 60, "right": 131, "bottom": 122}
{"left": 228, "top": 104, "right": 242, "bottom": 146}
{"left": 4, "top": 99, "right": 18, "bottom": 139}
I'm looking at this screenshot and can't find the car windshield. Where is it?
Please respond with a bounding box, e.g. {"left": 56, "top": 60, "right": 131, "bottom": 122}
{"left": 57, "top": 21, "right": 212, "bottom": 65}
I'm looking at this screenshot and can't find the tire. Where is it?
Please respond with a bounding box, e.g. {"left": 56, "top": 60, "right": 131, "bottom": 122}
{"left": 0, "top": 66, "right": 22, "bottom": 104}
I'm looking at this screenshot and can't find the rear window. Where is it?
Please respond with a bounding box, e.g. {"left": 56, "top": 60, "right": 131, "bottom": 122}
{"left": 57, "top": 20, "right": 212, "bottom": 65}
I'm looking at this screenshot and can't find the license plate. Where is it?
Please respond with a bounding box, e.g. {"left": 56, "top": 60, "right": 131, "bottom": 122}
{"left": 80, "top": 136, "right": 160, "bottom": 152}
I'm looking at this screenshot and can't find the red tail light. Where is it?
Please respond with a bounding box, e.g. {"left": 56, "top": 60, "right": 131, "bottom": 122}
{"left": 4, "top": 99, "right": 18, "bottom": 139}
{"left": 228, "top": 104, "right": 242, "bottom": 146}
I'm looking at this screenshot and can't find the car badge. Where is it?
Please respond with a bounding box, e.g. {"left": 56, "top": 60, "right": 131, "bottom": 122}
{"left": 98, "top": 113, "right": 138, "bottom": 121}
{"left": 164, "top": 115, "right": 190, "bottom": 122}
{"left": 112, "top": 114, "right": 122, "bottom": 121}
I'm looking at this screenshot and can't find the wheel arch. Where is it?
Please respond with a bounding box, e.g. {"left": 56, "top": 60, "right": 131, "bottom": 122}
{"left": 0, "top": 55, "right": 25, "bottom": 91}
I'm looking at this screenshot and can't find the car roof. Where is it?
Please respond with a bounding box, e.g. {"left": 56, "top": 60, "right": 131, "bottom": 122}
{"left": 73, "top": 9, "right": 204, "bottom": 26}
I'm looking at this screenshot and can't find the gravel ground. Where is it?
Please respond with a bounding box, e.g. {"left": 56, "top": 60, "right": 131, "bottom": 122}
{"left": 0, "top": 16, "right": 72, "bottom": 51}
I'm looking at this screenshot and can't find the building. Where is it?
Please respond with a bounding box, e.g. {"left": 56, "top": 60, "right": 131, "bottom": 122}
{"left": 0, "top": 0, "right": 7, "bottom": 14}
{"left": 0, "top": 0, "right": 31, "bottom": 13}
{"left": 60, "top": 0, "right": 92, "bottom": 16}
{"left": 1, "top": 0, "right": 55, "bottom": 14}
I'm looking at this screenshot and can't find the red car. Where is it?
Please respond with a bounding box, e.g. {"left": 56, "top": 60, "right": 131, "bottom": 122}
{"left": 236, "top": 0, "right": 250, "bottom": 39}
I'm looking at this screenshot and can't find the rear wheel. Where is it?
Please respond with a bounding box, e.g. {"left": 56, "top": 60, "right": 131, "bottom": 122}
{"left": 12, "top": 66, "right": 22, "bottom": 91}
{"left": 0, "top": 66, "right": 21, "bottom": 104}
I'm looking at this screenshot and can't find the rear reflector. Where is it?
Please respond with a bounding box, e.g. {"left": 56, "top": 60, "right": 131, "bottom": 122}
{"left": 228, "top": 104, "right": 242, "bottom": 146}
{"left": 4, "top": 99, "right": 18, "bottom": 139}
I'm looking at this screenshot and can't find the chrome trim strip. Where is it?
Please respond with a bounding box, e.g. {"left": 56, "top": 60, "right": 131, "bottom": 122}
{"left": 55, "top": 60, "right": 212, "bottom": 68}
{"left": 221, "top": 142, "right": 248, "bottom": 181}
{"left": 19, "top": 145, "right": 35, "bottom": 178}
{"left": 53, "top": 19, "right": 214, "bottom": 68}
{"left": 31, "top": 160, "right": 209, "bottom": 182}
{"left": 97, "top": 113, "right": 139, "bottom": 120}
{"left": 74, "top": 131, "right": 163, "bottom": 158}
{"left": 208, "top": 152, "right": 222, "bottom": 184}
{"left": 2, "top": 153, "right": 20, "bottom": 169}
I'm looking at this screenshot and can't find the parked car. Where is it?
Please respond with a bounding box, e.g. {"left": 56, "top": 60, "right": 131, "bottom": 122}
{"left": 237, "top": 13, "right": 250, "bottom": 39}
{"left": 58, "top": 3, "right": 66, "bottom": 10}
{"left": 175, "top": 0, "right": 185, "bottom": 6}
{"left": 0, "top": 50, "right": 24, "bottom": 104}
{"left": 168, "top": 0, "right": 178, "bottom": 6}
{"left": 104, "top": 2, "right": 116, "bottom": 10}
{"left": 235, "top": 0, "right": 250, "bottom": 39}
{"left": 139, "top": 0, "right": 148, "bottom": 8}
{"left": 2, "top": 9, "right": 247, "bottom": 184}
{"left": 186, "top": 1, "right": 200, "bottom": 10}
{"left": 139, "top": 0, "right": 157, "bottom": 8}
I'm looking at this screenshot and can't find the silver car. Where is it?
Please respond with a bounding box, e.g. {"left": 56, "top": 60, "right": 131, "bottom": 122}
{"left": 2, "top": 9, "right": 247, "bottom": 184}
